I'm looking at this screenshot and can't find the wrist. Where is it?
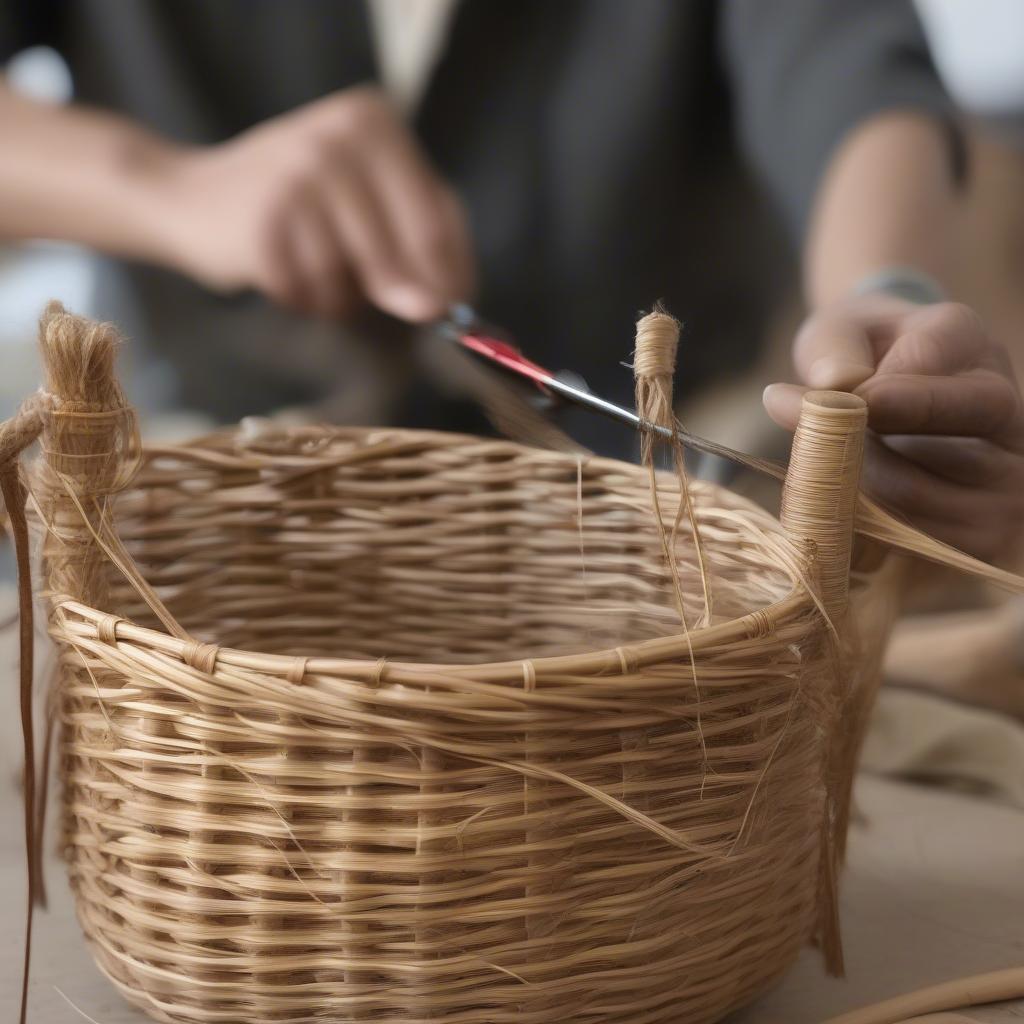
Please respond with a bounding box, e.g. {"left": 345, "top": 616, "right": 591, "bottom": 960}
{"left": 106, "top": 130, "right": 197, "bottom": 267}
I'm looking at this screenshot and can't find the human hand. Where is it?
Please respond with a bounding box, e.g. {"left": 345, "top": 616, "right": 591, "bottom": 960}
{"left": 150, "top": 87, "right": 473, "bottom": 320}
{"left": 764, "top": 295, "right": 1024, "bottom": 562}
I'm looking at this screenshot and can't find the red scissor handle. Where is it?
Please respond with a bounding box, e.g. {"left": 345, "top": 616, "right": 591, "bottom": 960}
{"left": 458, "top": 332, "right": 555, "bottom": 391}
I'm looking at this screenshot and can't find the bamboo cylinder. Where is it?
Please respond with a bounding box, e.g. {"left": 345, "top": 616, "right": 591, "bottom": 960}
{"left": 780, "top": 390, "right": 869, "bottom": 620}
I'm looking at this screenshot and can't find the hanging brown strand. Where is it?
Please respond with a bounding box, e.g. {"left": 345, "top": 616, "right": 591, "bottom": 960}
{"left": 0, "top": 378, "right": 58, "bottom": 1024}
{"left": 1, "top": 454, "right": 39, "bottom": 1024}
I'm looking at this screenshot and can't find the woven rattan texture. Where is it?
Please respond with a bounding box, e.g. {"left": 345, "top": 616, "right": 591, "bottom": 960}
{"left": 45, "top": 424, "right": 838, "bottom": 1024}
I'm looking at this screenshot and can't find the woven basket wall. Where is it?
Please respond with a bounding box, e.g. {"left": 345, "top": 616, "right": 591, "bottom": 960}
{"left": 36, "top": 415, "right": 884, "bottom": 1024}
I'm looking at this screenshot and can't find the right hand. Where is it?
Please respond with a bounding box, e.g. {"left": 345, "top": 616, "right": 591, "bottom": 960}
{"left": 151, "top": 86, "right": 474, "bottom": 321}
{"left": 765, "top": 296, "right": 1024, "bottom": 563}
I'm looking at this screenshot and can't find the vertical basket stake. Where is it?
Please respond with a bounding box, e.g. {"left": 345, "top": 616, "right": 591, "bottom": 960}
{"left": 779, "top": 389, "right": 868, "bottom": 977}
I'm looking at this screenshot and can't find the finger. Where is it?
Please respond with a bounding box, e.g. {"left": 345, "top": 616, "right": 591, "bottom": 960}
{"left": 887, "top": 512, "right": 1012, "bottom": 563}
{"left": 256, "top": 201, "right": 307, "bottom": 311}
{"left": 286, "top": 190, "right": 357, "bottom": 317}
{"left": 434, "top": 183, "right": 475, "bottom": 300}
{"left": 874, "top": 302, "right": 990, "bottom": 376}
{"left": 361, "top": 120, "right": 474, "bottom": 306}
{"left": 880, "top": 434, "right": 1021, "bottom": 488}
{"left": 793, "top": 312, "right": 877, "bottom": 390}
{"left": 762, "top": 382, "right": 808, "bottom": 431}
{"left": 857, "top": 371, "right": 1022, "bottom": 438}
{"left": 324, "top": 162, "right": 439, "bottom": 321}
{"left": 862, "top": 436, "right": 1016, "bottom": 559}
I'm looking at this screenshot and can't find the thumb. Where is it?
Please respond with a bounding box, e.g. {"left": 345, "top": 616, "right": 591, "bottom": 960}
{"left": 762, "top": 382, "right": 808, "bottom": 431}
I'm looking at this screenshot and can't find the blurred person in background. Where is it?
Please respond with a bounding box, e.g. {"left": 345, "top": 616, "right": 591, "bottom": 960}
{"left": 0, "top": 0, "right": 1021, "bottom": 571}
{"left": 863, "top": 0, "right": 1024, "bottom": 726}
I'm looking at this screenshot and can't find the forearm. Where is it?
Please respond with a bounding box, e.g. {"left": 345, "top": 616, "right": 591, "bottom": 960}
{"left": 804, "top": 112, "right": 965, "bottom": 307}
{"left": 0, "top": 83, "right": 471, "bottom": 319}
{"left": 0, "top": 82, "right": 180, "bottom": 262}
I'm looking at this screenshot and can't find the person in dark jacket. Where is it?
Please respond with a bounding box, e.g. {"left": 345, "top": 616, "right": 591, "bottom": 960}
{"left": 0, "top": 0, "right": 1021, "bottom": 563}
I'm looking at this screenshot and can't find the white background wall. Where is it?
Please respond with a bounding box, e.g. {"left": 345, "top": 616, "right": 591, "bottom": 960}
{"left": 916, "top": 0, "right": 1024, "bottom": 115}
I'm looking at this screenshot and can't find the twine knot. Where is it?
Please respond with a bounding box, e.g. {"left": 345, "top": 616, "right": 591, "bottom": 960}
{"left": 287, "top": 657, "right": 309, "bottom": 685}
{"left": 747, "top": 609, "right": 772, "bottom": 640}
{"left": 632, "top": 309, "right": 680, "bottom": 381}
{"left": 97, "top": 614, "right": 124, "bottom": 646}
{"left": 614, "top": 646, "right": 637, "bottom": 676}
{"left": 521, "top": 660, "right": 537, "bottom": 692}
{"left": 183, "top": 641, "right": 220, "bottom": 674}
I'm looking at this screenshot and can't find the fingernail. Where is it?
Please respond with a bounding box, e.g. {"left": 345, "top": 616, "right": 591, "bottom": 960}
{"left": 808, "top": 357, "right": 875, "bottom": 390}
{"left": 762, "top": 382, "right": 806, "bottom": 429}
{"left": 383, "top": 283, "right": 442, "bottom": 322}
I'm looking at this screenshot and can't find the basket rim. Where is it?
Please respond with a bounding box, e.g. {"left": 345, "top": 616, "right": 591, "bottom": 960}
{"left": 51, "top": 423, "right": 816, "bottom": 683}
{"left": 53, "top": 587, "right": 813, "bottom": 685}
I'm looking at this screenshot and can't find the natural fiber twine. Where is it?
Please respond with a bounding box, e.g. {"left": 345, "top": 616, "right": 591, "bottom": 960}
{"left": 1, "top": 303, "right": 1021, "bottom": 1024}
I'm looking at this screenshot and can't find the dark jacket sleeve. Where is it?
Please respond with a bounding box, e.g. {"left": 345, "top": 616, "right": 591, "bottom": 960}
{"left": 720, "top": 0, "right": 961, "bottom": 241}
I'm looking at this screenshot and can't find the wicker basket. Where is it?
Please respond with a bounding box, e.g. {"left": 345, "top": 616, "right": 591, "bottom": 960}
{"left": 6, "top": 308, "right": 907, "bottom": 1024}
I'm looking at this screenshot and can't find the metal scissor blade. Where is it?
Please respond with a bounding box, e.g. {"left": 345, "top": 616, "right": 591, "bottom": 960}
{"left": 444, "top": 306, "right": 781, "bottom": 477}
{"left": 536, "top": 373, "right": 675, "bottom": 443}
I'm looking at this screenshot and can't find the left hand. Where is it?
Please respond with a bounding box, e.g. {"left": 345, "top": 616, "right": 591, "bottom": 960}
{"left": 764, "top": 295, "right": 1024, "bottom": 563}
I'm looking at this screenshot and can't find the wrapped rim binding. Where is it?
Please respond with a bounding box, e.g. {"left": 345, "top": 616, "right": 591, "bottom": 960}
{"left": 0, "top": 302, "right": 1020, "bottom": 1024}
